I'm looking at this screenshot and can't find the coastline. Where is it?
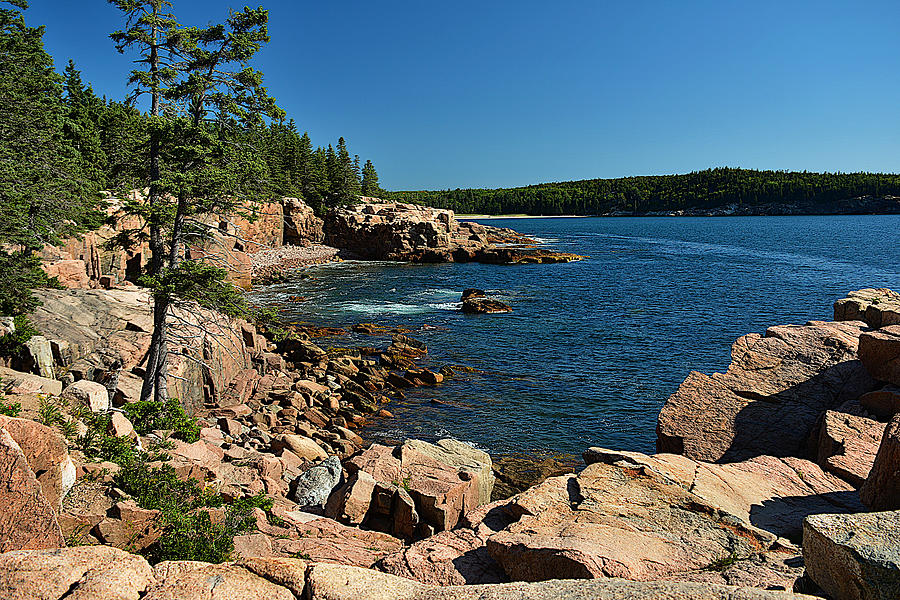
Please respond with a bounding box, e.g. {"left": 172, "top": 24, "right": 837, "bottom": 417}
{"left": 458, "top": 214, "right": 592, "bottom": 219}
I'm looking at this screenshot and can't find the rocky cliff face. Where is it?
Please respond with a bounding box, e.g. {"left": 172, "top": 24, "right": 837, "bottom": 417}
{"left": 27, "top": 288, "right": 254, "bottom": 414}
{"left": 283, "top": 197, "right": 325, "bottom": 245}
{"left": 39, "top": 195, "right": 320, "bottom": 291}
{"left": 324, "top": 201, "right": 582, "bottom": 264}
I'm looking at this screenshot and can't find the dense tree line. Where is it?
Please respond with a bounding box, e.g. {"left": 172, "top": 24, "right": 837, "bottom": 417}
{"left": 385, "top": 168, "right": 900, "bottom": 215}
{"left": 0, "top": 0, "right": 381, "bottom": 318}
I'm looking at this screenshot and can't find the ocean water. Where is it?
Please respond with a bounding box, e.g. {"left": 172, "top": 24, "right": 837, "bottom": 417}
{"left": 250, "top": 216, "right": 900, "bottom": 458}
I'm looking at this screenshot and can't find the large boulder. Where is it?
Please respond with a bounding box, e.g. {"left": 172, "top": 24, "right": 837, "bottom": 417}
{"left": 291, "top": 455, "right": 343, "bottom": 508}
{"left": 307, "top": 562, "right": 817, "bottom": 600}
{"left": 858, "top": 325, "right": 900, "bottom": 386}
{"left": 0, "top": 366, "right": 62, "bottom": 396}
{"left": 346, "top": 440, "right": 494, "bottom": 536}
{"left": 0, "top": 416, "right": 75, "bottom": 509}
{"left": 834, "top": 288, "right": 900, "bottom": 328}
{"left": 860, "top": 386, "right": 900, "bottom": 419}
{"left": 0, "top": 546, "right": 155, "bottom": 600}
{"left": 272, "top": 514, "right": 402, "bottom": 568}
{"left": 0, "top": 428, "right": 65, "bottom": 552}
{"left": 145, "top": 561, "right": 294, "bottom": 600}
{"left": 23, "top": 335, "right": 55, "bottom": 379}
{"left": 61, "top": 379, "right": 110, "bottom": 413}
{"left": 325, "top": 470, "right": 377, "bottom": 525}
{"left": 657, "top": 320, "right": 877, "bottom": 462}
{"left": 814, "top": 409, "right": 884, "bottom": 486}
{"left": 803, "top": 511, "right": 900, "bottom": 600}
{"left": 402, "top": 439, "right": 495, "bottom": 505}
{"left": 273, "top": 434, "right": 328, "bottom": 462}
{"left": 859, "top": 414, "right": 900, "bottom": 510}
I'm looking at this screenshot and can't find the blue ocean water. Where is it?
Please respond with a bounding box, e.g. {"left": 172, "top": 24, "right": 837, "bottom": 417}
{"left": 250, "top": 216, "right": 900, "bottom": 458}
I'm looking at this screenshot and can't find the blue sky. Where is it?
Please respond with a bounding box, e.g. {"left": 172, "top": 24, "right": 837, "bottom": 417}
{"left": 23, "top": 1, "right": 900, "bottom": 190}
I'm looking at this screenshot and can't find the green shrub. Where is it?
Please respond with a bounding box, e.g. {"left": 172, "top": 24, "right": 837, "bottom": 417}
{"left": 114, "top": 461, "right": 272, "bottom": 564}
{"left": 0, "top": 399, "right": 21, "bottom": 417}
{"left": 122, "top": 398, "right": 200, "bottom": 442}
{"left": 114, "top": 461, "right": 221, "bottom": 512}
{"left": 37, "top": 395, "right": 80, "bottom": 440}
{"left": 0, "top": 251, "right": 62, "bottom": 317}
{"left": 0, "top": 379, "right": 21, "bottom": 417}
{"left": 0, "top": 315, "right": 40, "bottom": 357}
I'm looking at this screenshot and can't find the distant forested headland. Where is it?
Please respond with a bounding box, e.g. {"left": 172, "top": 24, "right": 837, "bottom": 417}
{"left": 384, "top": 168, "right": 900, "bottom": 216}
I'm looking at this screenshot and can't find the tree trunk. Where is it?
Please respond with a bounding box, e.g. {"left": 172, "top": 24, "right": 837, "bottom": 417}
{"left": 140, "top": 11, "right": 165, "bottom": 403}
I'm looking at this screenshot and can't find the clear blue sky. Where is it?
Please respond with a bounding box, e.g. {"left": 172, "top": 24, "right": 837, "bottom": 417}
{"left": 23, "top": 0, "right": 900, "bottom": 190}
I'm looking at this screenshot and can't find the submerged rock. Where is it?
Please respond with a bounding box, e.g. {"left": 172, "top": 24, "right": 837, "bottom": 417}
{"left": 461, "top": 297, "right": 512, "bottom": 314}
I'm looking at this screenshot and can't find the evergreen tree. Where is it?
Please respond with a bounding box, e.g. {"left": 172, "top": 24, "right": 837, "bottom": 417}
{"left": 361, "top": 159, "right": 380, "bottom": 196}
{"left": 324, "top": 143, "right": 337, "bottom": 200}
{"left": 63, "top": 60, "right": 108, "bottom": 188}
{"left": 110, "top": 1, "right": 282, "bottom": 402}
{"left": 0, "top": 0, "right": 101, "bottom": 315}
{"left": 329, "top": 136, "right": 359, "bottom": 205}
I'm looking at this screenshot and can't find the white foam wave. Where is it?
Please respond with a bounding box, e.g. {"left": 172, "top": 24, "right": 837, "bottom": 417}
{"left": 427, "top": 302, "right": 462, "bottom": 311}
{"left": 339, "top": 301, "right": 428, "bottom": 315}
{"left": 413, "top": 288, "right": 460, "bottom": 298}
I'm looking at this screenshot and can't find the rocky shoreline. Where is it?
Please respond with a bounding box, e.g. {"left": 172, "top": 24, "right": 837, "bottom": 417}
{"left": 3, "top": 285, "right": 900, "bottom": 598}
{"left": 2, "top": 195, "right": 900, "bottom": 598}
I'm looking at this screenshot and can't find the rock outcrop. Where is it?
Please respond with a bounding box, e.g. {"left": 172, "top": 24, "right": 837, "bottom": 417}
{"left": 657, "top": 320, "right": 876, "bottom": 462}
{"left": 803, "top": 511, "right": 900, "bottom": 600}
{"left": 0, "top": 428, "right": 65, "bottom": 552}
{"left": 378, "top": 447, "right": 860, "bottom": 589}
{"left": 283, "top": 197, "right": 325, "bottom": 244}
{"left": 834, "top": 288, "right": 900, "bottom": 328}
{"left": 859, "top": 413, "right": 900, "bottom": 510}
{"left": 324, "top": 201, "right": 582, "bottom": 264}
{"left": 29, "top": 288, "right": 254, "bottom": 414}
{"left": 0, "top": 546, "right": 820, "bottom": 600}
{"left": 309, "top": 562, "right": 817, "bottom": 600}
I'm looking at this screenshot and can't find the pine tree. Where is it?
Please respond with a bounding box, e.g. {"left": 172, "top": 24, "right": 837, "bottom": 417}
{"left": 109, "top": 0, "right": 186, "bottom": 402}
{"left": 63, "top": 60, "right": 108, "bottom": 188}
{"left": 361, "top": 159, "right": 380, "bottom": 197}
{"left": 0, "top": 0, "right": 101, "bottom": 315}
{"left": 110, "top": 1, "right": 282, "bottom": 402}
{"left": 330, "top": 136, "right": 359, "bottom": 205}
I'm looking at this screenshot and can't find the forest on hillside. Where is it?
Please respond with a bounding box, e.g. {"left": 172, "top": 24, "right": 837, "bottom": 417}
{"left": 0, "top": 0, "right": 382, "bottom": 318}
{"left": 384, "top": 168, "right": 900, "bottom": 215}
